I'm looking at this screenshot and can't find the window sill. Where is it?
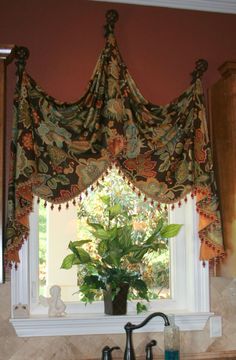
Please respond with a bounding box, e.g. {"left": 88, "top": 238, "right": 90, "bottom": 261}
{"left": 10, "top": 311, "right": 213, "bottom": 337}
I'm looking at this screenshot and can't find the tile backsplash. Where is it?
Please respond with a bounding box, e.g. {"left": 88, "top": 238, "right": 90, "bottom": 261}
{"left": 0, "top": 277, "right": 236, "bottom": 360}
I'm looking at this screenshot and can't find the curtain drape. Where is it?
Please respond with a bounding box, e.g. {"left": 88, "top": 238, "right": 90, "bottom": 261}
{"left": 5, "top": 32, "right": 225, "bottom": 265}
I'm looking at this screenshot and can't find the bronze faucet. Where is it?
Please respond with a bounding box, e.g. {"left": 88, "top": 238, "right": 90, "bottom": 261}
{"left": 124, "top": 312, "right": 170, "bottom": 360}
{"left": 145, "top": 340, "right": 157, "bottom": 360}
{"left": 101, "top": 312, "right": 170, "bottom": 360}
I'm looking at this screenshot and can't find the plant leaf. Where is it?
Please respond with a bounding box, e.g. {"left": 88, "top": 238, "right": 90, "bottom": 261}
{"left": 103, "top": 250, "right": 122, "bottom": 267}
{"left": 76, "top": 248, "right": 91, "bottom": 263}
{"left": 100, "top": 195, "right": 110, "bottom": 205}
{"left": 92, "top": 227, "right": 118, "bottom": 241}
{"left": 109, "top": 203, "right": 122, "bottom": 220}
{"left": 61, "top": 254, "right": 75, "bottom": 269}
{"left": 87, "top": 222, "right": 104, "bottom": 231}
{"left": 132, "top": 279, "right": 149, "bottom": 300}
{"left": 68, "top": 241, "right": 91, "bottom": 263}
{"left": 145, "top": 219, "right": 164, "bottom": 244}
{"left": 131, "top": 248, "right": 149, "bottom": 262}
{"left": 160, "top": 224, "right": 182, "bottom": 238}
{"left": 136, "top": 302, "right": 148, "bottom": 314}
{"left": 71, "top": 240, "right": 92, "bottom": 247}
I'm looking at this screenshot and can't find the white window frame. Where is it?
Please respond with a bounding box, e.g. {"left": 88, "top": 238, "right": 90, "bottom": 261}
{"left": 10, "top": 195, "right": 213, "bottom": 337}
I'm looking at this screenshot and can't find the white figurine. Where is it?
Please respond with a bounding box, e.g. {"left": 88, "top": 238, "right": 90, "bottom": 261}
{"left": 39, "top": 285, "right": 66, "bottom": 317}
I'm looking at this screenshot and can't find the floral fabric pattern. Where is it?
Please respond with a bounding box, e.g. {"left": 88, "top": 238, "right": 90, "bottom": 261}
{"left": 5, "top": 33, "right": 225, "bottom": 264}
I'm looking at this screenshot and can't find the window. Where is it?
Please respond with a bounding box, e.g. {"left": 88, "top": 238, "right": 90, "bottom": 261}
{"left": 10, "top": 168, "right": 212, "bottom": 337}
{"left": 38, "top": 167, "right": 171, "bottom": 305}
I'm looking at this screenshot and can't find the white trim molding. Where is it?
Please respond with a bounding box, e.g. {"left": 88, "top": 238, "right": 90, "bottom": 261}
{"left": 10, "top": 312, "right": 213, "bottom": 337}
{"left": 10, "top": 195, "right": 213, "bottom": 337}
{"left": 93, "top": 0, "right": 236, "bottom": 14}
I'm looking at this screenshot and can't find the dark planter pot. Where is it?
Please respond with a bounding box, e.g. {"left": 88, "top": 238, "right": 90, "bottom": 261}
{"left": 103, "top": 283, "right": 129, "bottom": 315}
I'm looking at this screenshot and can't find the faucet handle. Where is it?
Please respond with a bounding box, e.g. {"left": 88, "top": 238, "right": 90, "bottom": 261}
{"left": 101, "top": 345, "right": 120, "bottom": 360}
{"left": 145, "top": 340, "right": 157, "bottom": 360}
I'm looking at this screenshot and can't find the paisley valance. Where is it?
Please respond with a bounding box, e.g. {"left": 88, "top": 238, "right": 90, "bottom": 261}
{"left": 5, "top": 11, "right": 225, "bottom": 265}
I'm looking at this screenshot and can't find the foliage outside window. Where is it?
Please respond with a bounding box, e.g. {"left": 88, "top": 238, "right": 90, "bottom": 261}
{"left": 39, "top": 168, "right": 182, "bottom": 311}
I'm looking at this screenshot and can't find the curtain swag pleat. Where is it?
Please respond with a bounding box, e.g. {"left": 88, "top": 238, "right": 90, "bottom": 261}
{"left": 5, "top": 10, "right": 225, "bottom": 265}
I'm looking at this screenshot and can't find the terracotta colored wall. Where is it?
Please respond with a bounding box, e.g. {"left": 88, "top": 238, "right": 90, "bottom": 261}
{"left": 1, "top": 0, "right": 236, "bottom": 106}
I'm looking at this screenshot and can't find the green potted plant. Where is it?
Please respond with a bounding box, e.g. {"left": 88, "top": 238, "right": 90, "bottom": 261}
{"left": 61, "top": 194, "right": 182, "bottom": 315}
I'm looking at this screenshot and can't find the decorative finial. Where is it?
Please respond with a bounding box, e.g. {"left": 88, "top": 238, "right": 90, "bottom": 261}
{"left": 104, "top": 9, "right": 119, "bottom": 38}
{"left": 14, "top": 46, "right": 30, "bottom": 82}
{"left": 191, "top": 58, "right": 208, "bottom": 84}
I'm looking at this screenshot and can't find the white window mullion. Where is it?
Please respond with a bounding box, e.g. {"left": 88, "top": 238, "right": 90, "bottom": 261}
{"left": 169, "top": 201, "right": 187, "bottom": 311}
{"left": 11, "top": 240, "right": 30, "bottom": 317}
{"left": 185, "top": 197, "right": 210, "bottom": 312}
{"left": 29, "top": 198, "right": 39, "bottom": 310}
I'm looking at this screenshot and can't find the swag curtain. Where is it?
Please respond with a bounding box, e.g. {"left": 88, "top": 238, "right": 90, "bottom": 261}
{"left": 5, "top": 14, "right": 225, "bottom": 264}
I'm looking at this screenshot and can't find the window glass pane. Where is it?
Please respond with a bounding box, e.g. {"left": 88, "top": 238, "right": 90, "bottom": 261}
{"left": 39, "top": 202, "right": 47, "bottom": 296}
{"left": 38, "top": 167, "right": 171, "bottom": 303}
